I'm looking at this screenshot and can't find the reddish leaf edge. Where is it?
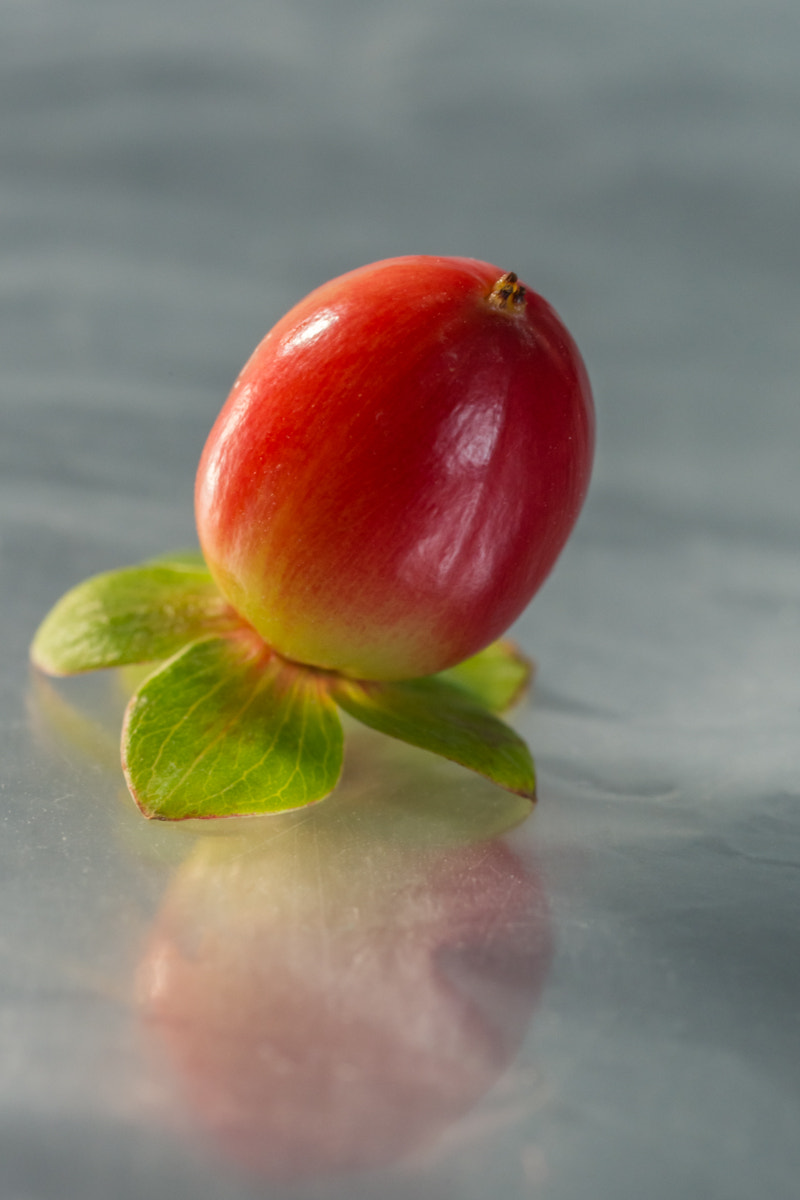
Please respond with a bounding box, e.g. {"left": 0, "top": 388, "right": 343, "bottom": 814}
{"left": 31, "top": 554, "right": 537, "bottom": 819}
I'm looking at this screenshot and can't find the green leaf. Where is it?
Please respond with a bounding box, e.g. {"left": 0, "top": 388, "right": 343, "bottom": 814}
{"left": 435, "top": 639, "right": 534, "bottom": 713}
{"left": 330, "top": 674, "right": 535, "bottom": 799}
{"left": 30, "top": 561, "right": 242, "bottom": 676}
{"left": 122, "top": 634, "right": 344, "bottom": 820}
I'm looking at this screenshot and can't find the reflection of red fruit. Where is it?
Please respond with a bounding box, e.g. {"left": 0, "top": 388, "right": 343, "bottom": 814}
{"left": 196, "top": 255, "right": 594, "bottom": 680}
{"left": 139, "top": 825, "right": 550, "bottom": 1179}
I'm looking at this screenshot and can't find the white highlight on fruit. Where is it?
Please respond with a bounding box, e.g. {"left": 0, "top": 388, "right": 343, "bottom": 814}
{"left": 280, "top": 308, "right": 338, "bottom": 355}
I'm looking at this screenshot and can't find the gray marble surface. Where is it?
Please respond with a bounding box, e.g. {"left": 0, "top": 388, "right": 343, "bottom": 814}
{"left": 1, "top": 2, "right": 799, "bottom": 1197}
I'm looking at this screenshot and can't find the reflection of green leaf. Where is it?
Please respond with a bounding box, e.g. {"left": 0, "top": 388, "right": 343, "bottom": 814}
{"left": 27, "top": 672, "right": 122, "bottom": 771}
{"left": 435, "top": 639, "right": 533, "bottom": 713}
{"left": 123, "top": 634, "right": 344, "bottom": 820}
{"left": 337, "top": 726, "right": 534, "bottom": 844}
{"left": 331, "top": 675, "right": 535, "bottom": 799}
{"left": 30, "top": 561, "right": 241, "bottom": 676}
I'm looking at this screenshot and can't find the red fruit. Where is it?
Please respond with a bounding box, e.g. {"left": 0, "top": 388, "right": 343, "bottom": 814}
{"left": 196, "top": 255, "right": 594, "bottom": 680}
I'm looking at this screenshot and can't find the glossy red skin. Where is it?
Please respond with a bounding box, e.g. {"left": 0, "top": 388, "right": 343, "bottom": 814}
{"left": 196, "top": 255, "right": 594, "bottom": 680}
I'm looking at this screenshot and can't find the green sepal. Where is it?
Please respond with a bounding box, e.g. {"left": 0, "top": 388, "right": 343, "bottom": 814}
{"left": 30, "top": 558, "right": 241, "bottom": 676}
{"left": 435, "top": 639, "right": 533, "bottom": 713}
{"left": 122, "top": 634, "right": 344, "bottom": 820}
{"left": 330, "top": 674, "right": 535, "bottom": 800}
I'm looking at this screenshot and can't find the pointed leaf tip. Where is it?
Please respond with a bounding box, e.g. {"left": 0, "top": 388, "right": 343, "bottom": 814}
{"left": 331, "top": 673, "right": 536, "bottom": 800}
{"left": 122, "top": 634, "right": 344, "bottom": 820}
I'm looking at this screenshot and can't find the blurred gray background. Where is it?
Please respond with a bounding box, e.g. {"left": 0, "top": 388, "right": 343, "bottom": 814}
{"left": 1, "top": 2, "right": 799, "bottom": 1199}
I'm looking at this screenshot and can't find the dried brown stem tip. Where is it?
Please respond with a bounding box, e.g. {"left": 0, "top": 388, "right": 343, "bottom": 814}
{"left": 487, "top": 271, "right": 526, "bottom": 312}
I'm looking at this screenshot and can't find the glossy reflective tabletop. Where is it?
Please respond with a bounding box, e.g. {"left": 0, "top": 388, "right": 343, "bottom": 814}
{"left": 2, "top": 3, "right": 799, "bottom": 1197}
